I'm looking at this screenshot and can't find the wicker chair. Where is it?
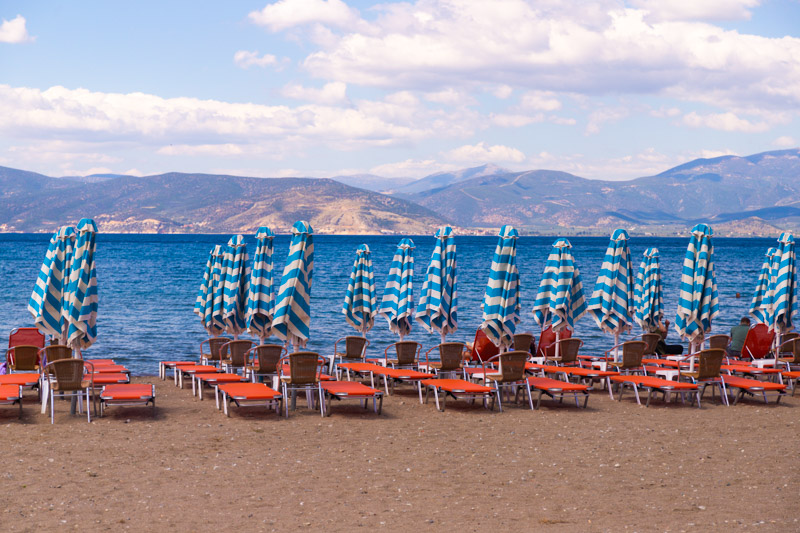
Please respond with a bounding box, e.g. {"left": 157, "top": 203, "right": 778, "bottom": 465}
{"left": 512, "top": 333, "right": 535, "bottom": 354}
{"left": 6, "top": 345, "right": 40, "bottom": 373}
{"left": 278, "top": 352, "right": 325, "bottom": 417}
{"left": 679, "top": 348, "right": 728, "bottom": 405}
{"left": 778, "top": 338, "right": 800, "bottom": 370}
{"left": 44, "top": 359, "right": 94, "bottom": 423}
{"left": 545, "top": 338, "right": 583, "bottom": 366}
{"left": 424, "top": 342, "right": 466, "bottom": 378}
{"left": 605, "top": 340, "right": 647, "bottom": 374}
{"left": 331, "top": 336, "right": 370, "bottom": 374}
{"left": 384, "top": 341, "right": 421, "bottom": 369}
{"left": 641, "top": 333, "right": 661, "bottom": 356}
{"left": 220, "top": 340, "right": 254, "bottom": 375}
{"left": 245, "top": 344, "right": 286, "bottom": 385}
{"left": 708, "top": 334, "right": 731, "bottom": 352}
{"left": 39, "top": 345, "right": 74, "bottom": 365}
{"left": 483, "top": 351, "right": 531, "bottom": 411}
{"left": 200, "top": 337, "right": 230, "bottom": 366}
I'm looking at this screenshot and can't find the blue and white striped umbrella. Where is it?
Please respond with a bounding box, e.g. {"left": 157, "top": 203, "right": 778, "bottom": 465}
{"left": 587, "top": 229, "right": 635, "bottom": 336}
{"left": 194, "top": 244, "right": 219, "bottom": 334}
{"left": 749, "top": 246, "right": 778, "bottom": 325}
{"left": 532, "top": 238, "right": 587, "bottom": 333}
{"left": 415, "top": 226, "right": 458, "bottom": 341}
{"left": 769, "top": 232, "right": 797, "bottom": 335}
{"left": 65, "top": 218, "right": 98, "bottom": 351}
{"left": 342, "top": 244, "right": 377, "bottom": 335}
{"left": 197, "top": 245, "right": 226, "bottom": 335}
{"left": 272, "top": 221, "right": 314, "bottom": 349}
{"left": 28, "top": 225, "right": 76, "bottom": 341}
{"left": 675, "top": 223, "right": 719, "bottom": 345}
{"left": 221, "top": 234, "right": 250, "bottom": 338}
{"left": 246, "top": 227, "right": 276, "bottom": 343}
{"left": 480, "top": 225, "right": 520, "bottom": 349}
{"left": 634, "top": 247, "right": 664, "bottom": 331}
{"left": 379, "top": 238, "right": 415, "bottom": 339}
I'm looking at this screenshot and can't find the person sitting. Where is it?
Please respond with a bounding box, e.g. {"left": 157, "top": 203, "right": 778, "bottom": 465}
{"left": 651, "top": 319, "right": 683, "bottom": 356}
{"left": 728, "top": 316, "right": 751, "bottom": 357}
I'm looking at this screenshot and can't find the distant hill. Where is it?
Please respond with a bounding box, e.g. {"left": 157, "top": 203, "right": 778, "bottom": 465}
{"left": 330, "top": 173, "right": 411, "bottom": 193}
{"left": 387, "top": 163, "right": 509, "bottom": 196}
{"left": 0, "top": 170, "right": 447, "bottom": 234}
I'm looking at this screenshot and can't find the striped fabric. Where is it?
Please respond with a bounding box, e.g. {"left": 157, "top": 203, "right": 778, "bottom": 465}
{"left": 770, "top": 232, "right": 797, "bottom": 334}
{"left": 342, "top": 244, "right": 377, "bottom": 334}
{"left": 378, "top": 238, "right": 415, "bottom": 338}
{"left": 65, "top": 218, "right": 98, "bottom": 350}
{"left": 194, "top": 245, "right": 216, "bottom": 325}
{"left": 634, "top": 247, "right": 664, "bottom": 331}
{"left": 272, "top": 221, "right": 314, "bottom": 348}
{"left": 674, "top": 223, "right": 719, "bottom": 344}
{"left": 246, "top": 227, "right": 276, "bottom": 342}
{"left": 587, "top": 229, "right": 635, "bottom": 334}
{"left": 532, "top": 238, "right": 587, "bottom": 332}
{"left": 221, "top": 235, "right": 250, "bottom": 337}
{"left": 28, "top": 226, "right": 76, "bottom": 340}
{"left": 415, "top": 226, "right": 458, "bottom": 338}
{"left": 749, "top": 246, "right": 778, "bottom": 325}
{"left": 480, "top": 225, "right": 520, "bottom": 348}
{"left": 195, "top": 245, "right": 225, "bottom": 335}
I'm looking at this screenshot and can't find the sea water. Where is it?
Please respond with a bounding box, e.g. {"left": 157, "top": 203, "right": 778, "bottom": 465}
{"left": 0, "top": 233, "right": 773, "bottom": 375}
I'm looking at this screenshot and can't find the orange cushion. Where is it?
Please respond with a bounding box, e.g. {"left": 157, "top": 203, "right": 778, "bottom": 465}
{"left": 90, "top": 373, "right": 131, "bottom": 385}
{"left": 0, "top": 373, "right": 40, "bottom": 386}
{"left": 195, "top": 373, "right": 245, "bottom": 384}
{"left": 610, "top": 375, "right": 698, "bottom": 390}
{"left": 722, "top": 375, "right": 786, "bottom": 391}
{"left": 321, "top": 381, "right": 381, "bottom": 397}
{"left": 218, "top": 382, "right": 281, "bottom": 400}
{"left": 0, "top": 384, "right": 21, "bottom": 401}
{"left": 161, "top": 361, "right": 197, "bottom": 367}
{"left": 180, "top": 365, "right": 219, "bottom": 374}
{"left": 545, "top": 366, "right": 620, "bottom": 378}
{"left": 526, "top": 376, "right": 588, "bottom": 392}
{"left": 783, "top": 371, "right": 800, "bottom": 378}
{"left": 100, "top": 384, "right": 154, "bottom": 400}
{"left": 338, "top": 362, "right": 384, "bottom": 373}
{"left": 421, "top": 378, "right": 492, "bottom": 393}
{"left": 376, "top": 368, "right": 434, "bottom": 379}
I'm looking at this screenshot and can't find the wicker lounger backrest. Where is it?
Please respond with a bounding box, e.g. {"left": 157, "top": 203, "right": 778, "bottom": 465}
{"left": 696, "top": 348, "right": 725, "bottom": 380}
{"left": 620, "top": 341, "right": 647, "bottom": 368}
{"left": 394, "top": 341, "right": 420, "bottom": 365}
{"left": 8, "top": 345, "right": 39, "bottom": 370}
{"left": 288, "top": 352, "right": 321, "bottom": 385}
{"left": 253, "top": 344, "right": 284, "bottom": 372}
{"left": 343, "top": 336, "right": 368, "bottom": 360}
{"left": 42, "top": 345, "right": 73, "bottom": 364}
{"left": 47, "top": 359, "right": 87, "bottom": 391}
{"left": 206, "top": 337, "right": 229, "bottom": 362}
{"left": 708, "top": 335, "right": 731, "bottom": 351}
{"left": 497, "top": 351, "right": 527, "bottom": 381}
{"left": 224, "top": 340, "right": 254, "bottom": 367}
{"left": 641, "top": 333, "right": 661, "bottom": 355}
{"left": 790, "top": 339, "right": 800, "bottom": 364}
{"left": 512, "top": 333, "right": 534, "bottom": 354}
{"left": 438, "top": 342, "right": 466, "bottom": 371}
{"left": 557, "top": 338, "right": 582, "bottom": 364}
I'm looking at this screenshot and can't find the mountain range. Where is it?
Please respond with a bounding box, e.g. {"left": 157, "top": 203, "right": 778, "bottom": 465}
{"left": 1, "top": 148, "right": 799, "bottom": 235}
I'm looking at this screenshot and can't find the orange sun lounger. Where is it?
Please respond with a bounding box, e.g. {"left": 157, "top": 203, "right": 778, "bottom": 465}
{"left": 421, "top": 378, "right": 493, "bottom": 412}
{"left": 783, "top": 371, "right": 800, "bottom": 395}
{"left": 0, "top": 384, "right": 23, "bottom": 419}
{"left": 192, "top": 372, "right": 247, "bottom": 405}
{"left": 216, "top": 382, "right": 283, "bottom": 417}
{"left": 99, "top": 384, "right": 155, "bottom": 417}
{"left": 525, "top": 376, "right": 590, "bottom": 409}
{"left": 176, "top": 365, "right": 219, "bottom": 388}
{"left": 320, "top": 381, "right": 383, "bottom": 416}
{"left": 609, "top": 375, "right": 700, "bottom": 407}
{"left": 159, "top": 360, "right": 198, "bottom": 382}
{"left": 339, "top": 362, "right": 434, "bottom": 402}
{"left": 721, "top": 375, "right": 787, "bottom": 404}
{"left": 528, "top": 363, "right": 619, "bottom": 395}
{"left": 0, "top": 372, "right": 41, "bottom": 389}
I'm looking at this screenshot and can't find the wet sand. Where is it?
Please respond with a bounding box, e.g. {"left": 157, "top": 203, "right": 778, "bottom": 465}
{"left": 1, "top": 376, "right": 797, "bottom": 532}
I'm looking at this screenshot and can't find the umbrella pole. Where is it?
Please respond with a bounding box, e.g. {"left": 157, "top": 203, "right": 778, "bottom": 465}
{"left": 689, "top": 341, "right": 697, "bottom": 372}
{"left": 555, "top": 330, "right": 561, "bottom": 360}
{"left": 614, "top": 332, "right": 620, "bottom": 362}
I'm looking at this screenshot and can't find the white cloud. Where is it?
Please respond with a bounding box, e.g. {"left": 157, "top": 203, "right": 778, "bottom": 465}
{"left": 157, "top": 144, "right": 246, "bottom": 156}
{"left": 280, "top": 81, "right": 349, "bottom": 105}
{"left": 0, "top": 15, "right": 32, "bottom": 43}
{"left": 520, "top": 91, "right": 561, "bottom": 111}
{"left": 443, "top": 142, "right": 526, "bottom": 164}
{"left": 233, "top": 50, "right": 278, "bottom": 68}
{"left": 423, "top": 88, "right": 476, "bottom": 106}
{"left": 630, "top": 0, "right": 760, "bottom": 21}
{"left": 369, "top": 158, "right": 456, "bottom": 178}
{"left": 683, "top": 111, "right": 770, "bottom": 132}
{"left": 586, "top": 107, "right": 629, "bottom": 135}
{"left": 248, "top": 0, "right": 364, "bottom": 31}
{"left": 489, "top": 113, "right": 543, "bottom": 127}
{"left": 774, "top": 136, "right": 797, "bottom": 148}
{"left": 493, "top": 85, "right": 513, "bottom": 99}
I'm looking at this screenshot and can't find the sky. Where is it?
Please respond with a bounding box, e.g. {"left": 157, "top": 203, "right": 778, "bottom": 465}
{"left": 1, "top": 0, "right": 799, "bottom": 181}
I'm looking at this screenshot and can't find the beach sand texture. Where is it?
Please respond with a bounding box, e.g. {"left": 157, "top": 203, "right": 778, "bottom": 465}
{"left": 0, "top": 377, "right": 797, "bottom": 532}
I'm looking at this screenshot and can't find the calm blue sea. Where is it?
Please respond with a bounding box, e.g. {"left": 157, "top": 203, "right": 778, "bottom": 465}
{"left": 0, "top": 233, "right": 773, "bottom": 375}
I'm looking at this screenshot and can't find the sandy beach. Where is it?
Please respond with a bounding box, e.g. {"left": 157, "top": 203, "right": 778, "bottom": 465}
{"left": 1, "top": 375, "right": 797, "bottom": 532}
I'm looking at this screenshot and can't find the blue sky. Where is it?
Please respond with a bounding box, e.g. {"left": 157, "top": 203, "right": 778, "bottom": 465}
{"left": 1, "top": 0, "right": 799, "bottom": 180}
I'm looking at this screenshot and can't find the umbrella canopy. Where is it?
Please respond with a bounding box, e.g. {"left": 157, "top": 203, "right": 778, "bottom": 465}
{"left": 415, "top": 226, "right": 458, "bottom": 341}
{"left": 770, "top": 232, "right": 798, "bottom": 335}
{"left": 634, "top": 247, "right": 664, "bottom": 331}
{"left": 587, "top": 229, "right": 635, "bottom": 336}
{"left": 194, "top": 244, "right": 223, "bottom": 335}
{"left": 342, "top": 244, "right": 377, "bottom": 335}
{"left": 272, "top": 221, "right": 314, "bottom": 349}
{"left": 28, "top": 225, "right": 76, "bottom": 341}
{"left": 221, "top": 235, "right": 250, "bottom": 338}
{"left": 675, "top": 223, "right": 719, "bottom": 346}
{"left": 749, "top": 246, "right": 778, "bottom": 325}
{"left": 379, "top": 238, "right": 415, "bottom": 339}
{"left": 65, "top": 218, "right": 98, "bottom": 352}
{"left": 532, "top": 238, "right": 587, "bottom": 333}
{"left": 480, "top": 225, "right": 521, "bottom": 349}
{"left": 246, "top": 227, "right": 276, "bottom": 343}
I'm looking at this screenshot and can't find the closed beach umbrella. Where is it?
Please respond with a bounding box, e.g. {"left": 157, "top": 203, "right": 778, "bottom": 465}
{"left": 28, "top": 225, "right": 76, "bottom": 342}
{"left": 769, "top": 232, "right": 797, "bottom": 337}
{"left": 272, "top": 221, "right": 314, "bottom": 350}
{"left": 415, "top": 226, "right": 458, "bottom": 342}
{"left": 379, "top": 238, "right": 415, "bottom": 339}
{"left": 480, "top": 225, "right": 521, "bottom": 349}
{"left": 634, "top": 247, "right": 664, "bottom": 332}
{"left": 342, "top": 244, "right": 377, "bottom": 335}
{"left": 532, "top": 238, "right": 587, "bottom": 333}
{"left": 194, "top": 245, "right": 225, "bottom": 336}
{"left": 587, "top": 229, "right": 635, "bottom": 348}
{"left": 749, "top": 247, "right": 778, "bottom": 326}
{"left": 674, "top": 223, "right": 719, "bottom": 354}
{"left": 221, "top": 235, "right": 250, "bottom": 338}
{"left": 246, "top": 227, "right": 276, "bottom": 344}
{"left": 65, "top": 218, "right": 98, "bottom": 353}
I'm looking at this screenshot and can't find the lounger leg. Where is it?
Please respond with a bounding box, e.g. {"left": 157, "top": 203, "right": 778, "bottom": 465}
{"left": 432, "top": 386, "right": 441, "bottom": 411}
{"left": 417, "top": 381, "right": 423, "bottom": 404}
{"left": 223, "top": 392, "right": 229, "bottom": 417}
{"left": 86, "top": 389, "right": 91, "bottom": 422}
{"left": 495, "top": 383, "right": 503, "bottom": 413}
{"left": 526, "top": 382, "right": 534, "bottom": 410}
{"left": 720, "top": 380, "right": 729, "bottom": 406}
{"left": 319, "top": 385, "right": 326, "bottom": 417}
{"left": 607, "top": 378, "right": 614, "bottom": 400}
{"left": 215, "top": 386, "right": 220, "bottom": 410}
